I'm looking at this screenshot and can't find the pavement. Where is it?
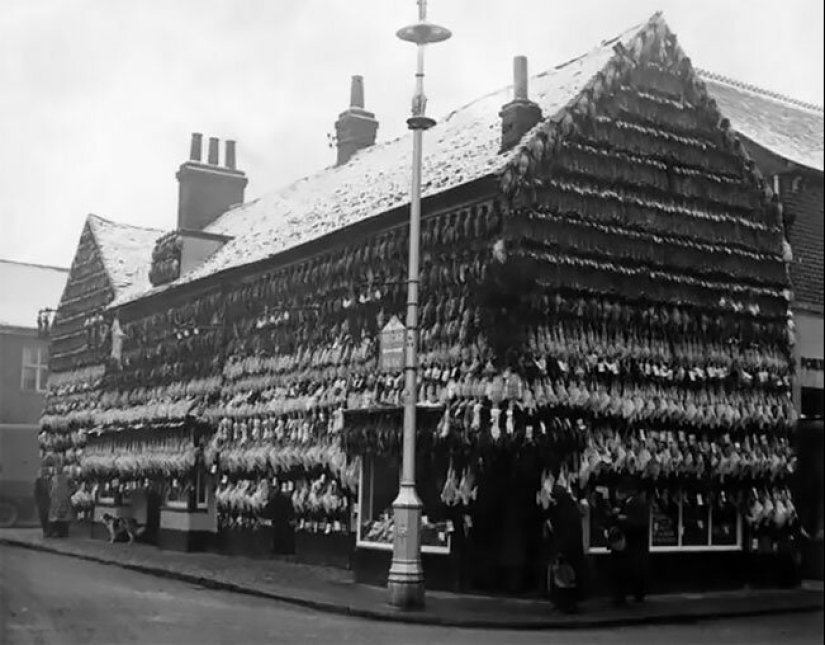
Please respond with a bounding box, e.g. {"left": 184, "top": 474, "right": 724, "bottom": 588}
{"left": 0, "top": 527, "right": 822, "bottom": 630}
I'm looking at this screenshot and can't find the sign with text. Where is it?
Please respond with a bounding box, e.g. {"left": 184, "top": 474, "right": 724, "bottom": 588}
{"left": 379, "top": 316, "right": 406, "bottom": 373}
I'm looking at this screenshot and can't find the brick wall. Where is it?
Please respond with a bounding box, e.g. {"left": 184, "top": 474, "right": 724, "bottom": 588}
{"left": 782, "top": 173, "right": 824, "bottom": 312}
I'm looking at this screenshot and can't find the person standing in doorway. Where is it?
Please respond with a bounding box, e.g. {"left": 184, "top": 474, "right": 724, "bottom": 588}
{"left": 34, "top": 468, "right": 52, "bottom": 537}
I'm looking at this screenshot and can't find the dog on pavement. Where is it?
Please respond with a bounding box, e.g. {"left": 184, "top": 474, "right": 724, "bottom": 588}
{"left": 101, "top": 513, "right": 146, "bottom": 544}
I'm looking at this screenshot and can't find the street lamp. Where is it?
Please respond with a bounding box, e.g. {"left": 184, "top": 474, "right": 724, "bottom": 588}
{"left": 388, "top": 0, "right": 451, "bottom": 610}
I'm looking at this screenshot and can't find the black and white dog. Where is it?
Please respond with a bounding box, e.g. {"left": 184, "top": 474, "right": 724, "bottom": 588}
{"left": 101, "top": 513, "right": 146, "bottom": 544}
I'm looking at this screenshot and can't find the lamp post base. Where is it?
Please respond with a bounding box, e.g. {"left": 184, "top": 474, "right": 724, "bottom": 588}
{"left": 387, "top": 484, "right": 425, "bottom": 609}
{"left": 387, "top": 576, "right": 425, "bottom": 610}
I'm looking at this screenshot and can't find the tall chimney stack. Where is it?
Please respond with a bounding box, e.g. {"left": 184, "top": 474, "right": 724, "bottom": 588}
{"left": 207, "top": 137, "right": 220, "bottom": 165}
{"left": 225, "top": 140, "right": 237, "bottom": 170}
{"left": 350, "top": 75, "right": 365, "bottom": 109}
{"left": 334, "top": 75, "right": 379, "bottom": 166}
{"left": 176, "top": 132, "right": 248, "bottom": 231}
{"left": 500, "top": 56, "right": 542, "bottom": 152}
{"left": 189, "top": 133, "right": 203, "bottom": 161}
{"left": 513, "top": 56, "right": 529, "bottom": 101}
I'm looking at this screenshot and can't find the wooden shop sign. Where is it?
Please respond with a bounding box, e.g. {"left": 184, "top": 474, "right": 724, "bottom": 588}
{"left": 379, "top": 316, "right": 406, "bottom": 373}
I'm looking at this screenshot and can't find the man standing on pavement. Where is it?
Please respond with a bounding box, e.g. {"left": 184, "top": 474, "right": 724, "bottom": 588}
{"left": 608, "top": 480, "right": 650, "bottom": 606}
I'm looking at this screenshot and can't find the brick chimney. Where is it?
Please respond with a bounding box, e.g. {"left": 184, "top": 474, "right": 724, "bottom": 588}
{"left": 334, "top": 76, "right": 378, "bottom": 166}
{"left": 500, "top": 56, "right": 542, "bottom": 152}
{"left": 176, "top": 133, "right": 248, "bottom": 231}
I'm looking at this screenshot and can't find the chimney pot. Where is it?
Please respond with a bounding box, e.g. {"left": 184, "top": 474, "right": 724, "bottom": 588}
{"left": 350, "top": 75, "right": 365, "bottom": 109}
{"left": 225, "top": 140, "right": 237, "bottom": 170}
{"left": 189, "top": 133, "right": 203, "bottom": 162}
{"left": 499, "top": 56, "right": 542, "bottom": 152}
{"left": 514, "top": 56, "right": 529, "bottom": 100}
{"left": 207, "top": 137, "right": 220, "bottom": 165}
{"left": 335, "top": 75, "right": 378, "bottom": 166}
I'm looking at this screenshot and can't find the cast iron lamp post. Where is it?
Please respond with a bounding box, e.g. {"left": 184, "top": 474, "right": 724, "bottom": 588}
{"left": 388, "top": 0, "right": 451, "bottom": 610}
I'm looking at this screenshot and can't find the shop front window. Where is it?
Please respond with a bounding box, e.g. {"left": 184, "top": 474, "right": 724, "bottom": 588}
{"left": 650, "top": 495, "right": 680, "bottom": 548}
{"left": 165, "top": 479, "right": 189, "bottom": 510}
{"left": 801, "top": 387, "right": 824, "bottom": 420}
{"left": 680, "top": 494, "right": 710, "bottom": 547}
{"left": 356, "top": 456, "right": 452, "bottom": 554}
{"left": 587, "top": 490, "right": 742, "bottom": 552}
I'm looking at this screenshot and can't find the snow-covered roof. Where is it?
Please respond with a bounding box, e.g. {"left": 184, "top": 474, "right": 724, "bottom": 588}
{"left": 0, "top": 260, "right": 68, "bottom": 329}
{"left": 112, "top": 16, "right": 652, "bottom": 307}
{"left": 87, "top": 214, "right": 163, "bottom": 301}
{"left": 699, "top": 70, "right": 824, "bottom": 173}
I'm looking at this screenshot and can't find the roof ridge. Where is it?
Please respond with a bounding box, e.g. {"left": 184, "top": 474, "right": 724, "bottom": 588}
{"left": 87, "top": 212, "right": 165, "bottom": 234}
{"left": 697, "top": 68, "right": 824, "bottom": 113}
{"left": 0, "top": 258, "right": 69, "bottom": 272}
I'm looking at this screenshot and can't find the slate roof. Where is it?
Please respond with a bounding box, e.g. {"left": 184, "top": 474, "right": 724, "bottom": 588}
{"left": 699, "top": 70, "right": 824, "bottom": 173}
{"left": 112, "top": 16, "right": 653, "bottom": 306}
{"left": 86, "top": 214, "right": 162, "bottom": 301}
{"left": 0, "top": 260, "right": 68, "bottom": 329}
{"left": 108, "top": 16, "right": 823, "bottom": 310}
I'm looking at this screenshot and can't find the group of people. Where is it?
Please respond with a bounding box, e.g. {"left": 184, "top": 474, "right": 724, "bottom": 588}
{"left": 34, "top": 468, "right": 73, "bottom": 538}
{"left": 542, "top": 480, "right": 650, "bottom": 614}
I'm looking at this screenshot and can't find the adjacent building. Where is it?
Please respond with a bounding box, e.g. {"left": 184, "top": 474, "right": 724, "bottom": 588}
{"left": 0, "top": 260, "right": 68, "bottom": 526}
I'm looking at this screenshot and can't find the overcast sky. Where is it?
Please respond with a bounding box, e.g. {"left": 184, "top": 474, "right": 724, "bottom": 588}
{"left": 1, "top": 0, "right": 823, "bottom": 269}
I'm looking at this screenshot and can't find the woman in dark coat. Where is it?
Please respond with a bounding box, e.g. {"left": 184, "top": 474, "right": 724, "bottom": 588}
{"left": 34, "top": 469, "right": 52, "bottom": 537}
{"left": 545, "top": 485, "right": 586, "bottom": 613}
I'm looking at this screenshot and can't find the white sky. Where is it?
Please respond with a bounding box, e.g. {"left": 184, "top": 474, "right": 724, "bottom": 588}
{"left": 1, "top": 0, "right": 822, "bottom": 269}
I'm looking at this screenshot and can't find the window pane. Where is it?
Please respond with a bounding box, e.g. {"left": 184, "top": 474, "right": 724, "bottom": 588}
{"left": 22, "top": 346, "right": 36, "bottom": 365}
{"left": 587, "top": 487, "right": 612, "bottom": 549}
{"left": 711, "top": 497, "right": 739, "bottom": 546}
{"left": 681, "top": 494, "right": 711, "bottom": 546}
{"left": 651, "top": 495, "right": 680, "bottom": 547}
{"left": 38, "top": 366, "right": 49, "bottom": 391}
{"left": 196, "top": 473, "right": 208, "bottom": 505}
{"left": 21, "top": 366, "right": 38, "bottom": 391}
{"left": 801, "top": 388, "right": 824, "bottom": 419}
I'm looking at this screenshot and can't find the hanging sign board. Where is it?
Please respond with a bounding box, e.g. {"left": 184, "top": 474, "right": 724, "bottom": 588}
{"left": 379, "top": 316, "right": 406, "bottom": 373}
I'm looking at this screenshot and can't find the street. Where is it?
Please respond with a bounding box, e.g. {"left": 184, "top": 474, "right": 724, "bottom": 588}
{"left": 0, "top": 546, "right": 822, "bottom": 645}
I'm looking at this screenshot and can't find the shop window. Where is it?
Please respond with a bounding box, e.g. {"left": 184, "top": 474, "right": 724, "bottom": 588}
{"left": 356, "top": 456, "right": 452, "bottom": 554}
{"left": 586, "top": 486, "right": 612, "bottom": 550}
{"left": 650, "top": 495, "right": 680, "bottom": 548}
{"left": 21, "top": 345, "right": 48, "bottom": 392}
{"left": 587, "top": 491, "right": 741, "bottom": 553}
{"left": 801, "top": 388, "right": 824, "bottom": 420}
{"left": 165, "top": 479, "right": 189, "bottom": 510}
